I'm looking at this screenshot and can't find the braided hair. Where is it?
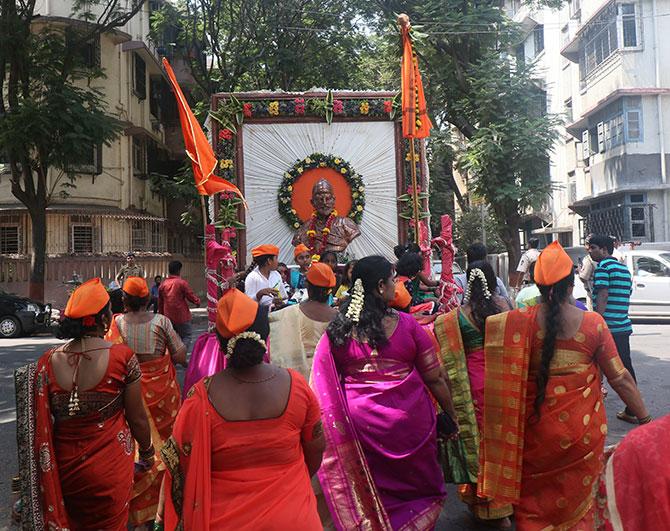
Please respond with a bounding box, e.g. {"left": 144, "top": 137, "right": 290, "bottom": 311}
{"left": 533, "top": 273, "right": 574, "bottom": 419}
{"left": 327, "top": 256, "right": 393, "bottom": 348}
{"left": 464, "top": 260, "right": 500, "bottom": 332}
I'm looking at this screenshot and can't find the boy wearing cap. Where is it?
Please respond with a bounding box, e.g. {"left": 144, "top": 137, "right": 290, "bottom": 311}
{"left": 291, "top": 244, "right": 312, "bottom": 291}
{"left": 245, "top": 244, "right": 288, "bottom": 309}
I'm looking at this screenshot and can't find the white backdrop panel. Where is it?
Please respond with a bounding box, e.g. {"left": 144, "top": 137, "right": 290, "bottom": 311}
{"left": 242, "top": 122, "right": 398, "bottom": 264}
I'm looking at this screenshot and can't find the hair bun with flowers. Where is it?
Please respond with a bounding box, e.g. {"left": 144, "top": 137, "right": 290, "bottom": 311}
{"left": 345, "top": 278, "right": 365, "bottom": 323}
{"left": 464, "top": 268, "right": 492, "bottom": 301}
{"left": 225, "top": 331, "right": 267, "bottom": 360}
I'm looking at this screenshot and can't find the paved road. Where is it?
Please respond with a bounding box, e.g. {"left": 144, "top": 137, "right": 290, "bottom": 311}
{"left": 0, "top": 322, "right": 669, "bottom": 529}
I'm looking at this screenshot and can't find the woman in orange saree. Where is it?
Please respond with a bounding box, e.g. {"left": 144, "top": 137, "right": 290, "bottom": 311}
{"left": 478, "top": 242, "right": 650, "bottom": 530}
{"left": 15, "top": 278, "right": 154, "bottom": 529}
{"left": 106, "top": 277, "right": 186, "bottom": 527}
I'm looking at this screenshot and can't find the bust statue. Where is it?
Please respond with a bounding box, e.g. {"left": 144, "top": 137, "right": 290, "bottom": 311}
{"left": 292, "top": 179, "right": 361, "bottom": 256}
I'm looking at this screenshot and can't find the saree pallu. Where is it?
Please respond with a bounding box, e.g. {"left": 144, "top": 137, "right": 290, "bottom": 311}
{"left": 18, "top": 354, "right": 134, "bottom": 530}
{"left": 434, "top": 309, "right": 512, "bottom": 521}
{"left": 129, "top": 355, "right": 182, "bottom": 525}
{"left": 602, "top": 414, "right": 670, "bottom": 531}
{"left": 312, "top": 335, "right": 445, "bottom": 531}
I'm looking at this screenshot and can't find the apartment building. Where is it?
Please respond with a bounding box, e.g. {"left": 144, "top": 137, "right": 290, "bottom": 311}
{"left": 510, "top": 0, "right": 670, "bottom": 245}
{"left": 0, "top": 0, "right": 203, "bottom": 303}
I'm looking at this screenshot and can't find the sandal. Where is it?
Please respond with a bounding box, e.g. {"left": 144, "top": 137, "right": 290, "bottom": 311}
{"left": 616, "top": 410, "right": 638, "bottom": 424}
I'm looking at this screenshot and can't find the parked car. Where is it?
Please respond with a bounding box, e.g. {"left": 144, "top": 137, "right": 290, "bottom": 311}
{"left": 431, "top": 260, "right": 464, "bottom": 282}
{"left": 0, "top": 290, "right": 52, "bottom": 338}
{"left": 624, "top": 250, "right": 670, "bottom": 318}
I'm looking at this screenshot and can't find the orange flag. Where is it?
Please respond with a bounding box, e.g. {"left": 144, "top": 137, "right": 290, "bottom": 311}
{"left": 162, "top": 58, "right": 245, "bottom": 198}
{"left": 399, "top": 14, "right": 432, "bottom": 139}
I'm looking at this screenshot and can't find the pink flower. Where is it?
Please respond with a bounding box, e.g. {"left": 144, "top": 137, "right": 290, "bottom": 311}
{"left": 218, "top": 129, "right": 233, "bottom": 140}
{"left": 221, "top": 227, "right": 237, "bottom": 240}
{"left": 406, "top": 185, "right": 422, "bottom": 195}
{"left": 384, "top": 100, "right": 393, "bottom": 113}
{"left": 294, "top": 99, "right": 305, "bottom": 115}
{"left": 243, "top": 103, "right": 253, "bottom": 118}
{"left": 333, "top": 99, "right": 344, "bottom": 114}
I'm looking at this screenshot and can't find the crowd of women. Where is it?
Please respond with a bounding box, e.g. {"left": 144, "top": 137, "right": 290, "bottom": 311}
{"left": 15, "top": 239, "right": 667, "bottom": 530}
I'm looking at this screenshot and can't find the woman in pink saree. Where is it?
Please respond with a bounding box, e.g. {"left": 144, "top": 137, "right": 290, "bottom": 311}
{"left": 312, "top": 256, "right": 456, "bottom": 530}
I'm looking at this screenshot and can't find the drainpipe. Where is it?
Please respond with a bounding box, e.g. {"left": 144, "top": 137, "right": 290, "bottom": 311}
{"left": 653, "top": 0, "right": 668, "bottom": 241}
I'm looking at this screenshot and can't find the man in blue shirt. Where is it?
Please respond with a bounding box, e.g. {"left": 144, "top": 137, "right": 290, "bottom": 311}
{"left": 589, "top": 234, "right": 638, "bottom": 423}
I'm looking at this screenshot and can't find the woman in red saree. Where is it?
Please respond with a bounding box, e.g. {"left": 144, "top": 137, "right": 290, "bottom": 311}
{"left": 106, "top": 277, "right": 186, "bottom": 527}
{"left": 15, "top": 278, "right": 154, "bottom": 529}
{"left": 157, "top": 288, "right": 324, "bottom": 530}
{"left": 478, "top": 242, "right": 650, "bottom": 530}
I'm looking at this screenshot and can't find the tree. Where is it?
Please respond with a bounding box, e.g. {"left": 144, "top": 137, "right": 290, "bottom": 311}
{"left": 363, "top": 0, "right": 563, "bottom": 268}
{"left": 0, "top": 0, "right": 146, "bottom": 300}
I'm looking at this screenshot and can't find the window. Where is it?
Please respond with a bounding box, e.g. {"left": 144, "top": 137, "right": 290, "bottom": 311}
{"left": 630, "top": 193, "right": 644, "bottom": 203}
{"left": 149, "top": 78, "right": 161, "bottom": 119}
{"left": 71, "top": 225, "right": 93, "bottom": 254}
{"left": 581, "top": 130, "right": 591, "bottom": 160}
{"left": 515, "top": 43, "right": 525, "bottom": 65}
{"left": 134, "top": 53, "right": 146, "bottom": 100}
{"left": 131, "top": 221, "right": 147, "bottom": 250}
{"left": 569, "top": 0, "right": 581, "bottom": 19}
{"left": 66, "top": 33, "right": 100, "bottom": 69}
{"left": 569, "top": 181, "right": 577, "bottom": 204}
{"left": 633, "top": 257, "right": 669, "bottom": 277}
{"left": 0, "top": 225, "right": 20, "bottom": 254}
{"left": 132, "top": 137, "right": 147, "bottom": 177}
{"left": 533, "top": 25, "right": 545, "bottom": 56}
{"left": 558, "top": 232, "right": 573, "bottom": 247}
{"left": 626, "top": 109, "right": 642, "bottom": 141}
{"left": 71, "top": 144, "right": 102, "bottom": 174}
{"left": 630, "top": 205, "right": 647, "bottom": 238}
{"left": 621, "top": 4, "right": 638, "bottom": 47}
{"left": 151, "top": 222, "right": 164, "bottom": 252}
{"left": 564, "top": 98, "right": 573, "bottom": 123}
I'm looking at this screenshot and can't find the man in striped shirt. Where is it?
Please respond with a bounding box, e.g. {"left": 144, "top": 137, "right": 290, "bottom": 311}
{"left": 589, "top": 234, "right": 638, "bottom": 423}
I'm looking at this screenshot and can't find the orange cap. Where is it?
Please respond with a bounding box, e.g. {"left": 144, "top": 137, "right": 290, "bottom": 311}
{"left": 306, "top": 262, "right": 336, "bottom": 288}
{"left": 216, "top": 289, "right": 259, "bottom": 338}
{"left": 64, "top": 278, "right": 110, "bottom": 319}
{"left": 251, "top": 244, "right": 280, "bottom": 258}
{"left": 294, "top": 244, "right": 310, "bottom": 258}
{"left": 390, "top": 280, "right": 412, "bottom": 310}
{"left": 534, "top": 241, "right": 574, "bottom": 286}
{"left": 122, "top": 277, "right": 149, "bottom": 297}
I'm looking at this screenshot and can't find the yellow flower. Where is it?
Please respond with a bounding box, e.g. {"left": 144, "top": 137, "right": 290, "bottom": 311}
{"left": 287, "top": 185, "right": 293, "bottom": 192}
{"left": 332, "top": 210, "right": 338, "bottom": 216}
{"left": 284, "top": 172, "right": 291, "bottom": 178}
{"left": 290, "top": 209, "right": 297, "bottom": 214}
{"left": 219, "top": 159, "right": 233, "bottom": 169}
{"left": 319, "top": 162, "right": 326, "bottom": 167}
{"left": 360, "top": 101, "right": 369, "bottom": 115}
{"left": 297, "top": 167, "right": 304, "bottom": 174}
{"left": 268, "top": 101, "right": 280, "bottom": 116}
{"left": 334, "top": 158, "right": 341, "bottom": 164}
{"left": 312, "top": 255, "right": 320, "bottom": 262}
{"left": 340, "top": 168, "right": 347, "bottom": 174}
{"left": 416, "top": 119, "right": 422, "bottom": 128}
{"left": 358, "top": 186, "right": 365, "bottom": 192}
{"left": 294, "top": 222, "right": 300, "bottom": 228}
{"left": 352, "top": 192, "right": 359, "bottom": 198}
{"left": 356, "top": 205, "right": 363, "bottom": 212}
{"left": 307, "top": 230, "right": 317, "bottom": 237}
{"left": 322, "top": 227, "right": 331, "bottom": 234}
{"left": 305, "top": 158, "right": 312, "bottom": 164}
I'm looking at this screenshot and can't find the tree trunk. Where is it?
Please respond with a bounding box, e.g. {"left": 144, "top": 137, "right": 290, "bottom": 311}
{"left": 28, "top": 208, "right": 47, "bottom": 302}
{"left": 499, "top": 216, "right": 522, "bottom": 287}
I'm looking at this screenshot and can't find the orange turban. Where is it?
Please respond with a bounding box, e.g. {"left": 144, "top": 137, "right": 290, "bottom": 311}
{"left": 122, "top": 277, "right": 149, "bottom": 298}
{"left": 294, "top": 244, "right": 310, "bottom": 258}
{"left": 390, "top": 280, "right": 412, "bottom": 310}
{"left": 251, "top": 244, "right": 280, "bottom": 258}
{"left": 534, "top": 241, "right": 574, "bottom": 286}
{"left": 216, "top": 289, "right": 259, "bottom": 338}
{"left": 306, "top": 262, "right": 336, "bottom": 288}
{"left": 64, "top": 278, "right": 110, "bottom": 319}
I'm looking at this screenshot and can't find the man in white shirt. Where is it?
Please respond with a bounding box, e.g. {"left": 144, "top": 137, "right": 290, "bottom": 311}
{"left": 244, "top": 244, "right": 288, "bottom": 309}
{"left": 515, "top": 238, "right": 541, "bottom": 289}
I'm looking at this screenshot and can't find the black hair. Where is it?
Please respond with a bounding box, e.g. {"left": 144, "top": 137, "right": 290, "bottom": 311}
{"left": 217, "top": 305, "right": 270, "bottom": 369}
{"left": 154, "top": 275, "right": 162, "bottom": 282}
{"left": 464, "top": 260, "right": 501, "bottom": 332}
{"left": 528, "top": 238, "right": 540, "bottom": 249}
{"left": 393, "top": 243, "right": 421, "bottom": 259}
{"left": 127, "top": 252, "right": 135, "bottom": 258}
{"left": 278, "top": 262, "right": 287, "bottom": 268}
{"left": 168, "top": 260, "right": 183, "bottom": 275}
{"left": 533, "top": 273, "right": 575, "bottom": 420}
{"left": 307, "top": 281, "right": 331, "bottom": 303}
{"left": 320, "top": 251, "right": 338, "bottom": 264}
{"left": 396, "top": 252, "right": 423, "bottom": 278}
{"left": 327, "top": 256, "right": 394, "bottom": 348}
{"left": 57, "top": 302, "right": 111, "bottom": 339}
{"left": 122, "top": 291, "right": 150, "bottom": 312}
{"left": 466, "top": 242, "right": 488, "bottom": 264}
{"left": 109, "top": 288, "right": 124, "bottom": 314}
{"left": 529, "top": 261, "right": 536, "bottom": 284}
{"left": 340, "top": 260, "right": 357, "bottom": 289}
{"left": 589, "top": 234, "right": 614, "bottom": 255}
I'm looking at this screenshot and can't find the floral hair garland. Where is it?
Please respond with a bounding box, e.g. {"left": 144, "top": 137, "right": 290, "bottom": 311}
{"left": 225, "top": 331, "right": 266, "bottom": 359}
{"left": 464, "top": 268, "right": 492, "bottom": 301}
{"left": 345, "top": 278, "right": 365, "bottom": 323}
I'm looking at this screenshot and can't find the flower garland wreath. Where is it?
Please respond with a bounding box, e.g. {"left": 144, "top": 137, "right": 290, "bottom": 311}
{"left": 277, "top": 153, "right": 366, "bottom": 230}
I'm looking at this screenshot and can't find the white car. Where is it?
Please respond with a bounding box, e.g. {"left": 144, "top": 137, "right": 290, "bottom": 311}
{"left": 623, "top": 250, "right": 670, "bottom": 318}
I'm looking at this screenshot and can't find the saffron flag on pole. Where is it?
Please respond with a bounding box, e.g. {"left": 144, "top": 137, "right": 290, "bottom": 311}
{"left": 398, "top": 14, "right": 432, "bottom": 139}
{"left": 162, "top": 57, "right": 245, "bottom": 199}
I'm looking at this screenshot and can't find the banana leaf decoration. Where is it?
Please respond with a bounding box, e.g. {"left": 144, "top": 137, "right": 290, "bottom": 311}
{"left": 325, "top": 90, "right": 334, "bottom": 125}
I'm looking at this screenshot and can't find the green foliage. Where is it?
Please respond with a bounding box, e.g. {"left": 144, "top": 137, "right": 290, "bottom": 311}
{"left": 454, "top": 206, "right": 506, "bottom": 255}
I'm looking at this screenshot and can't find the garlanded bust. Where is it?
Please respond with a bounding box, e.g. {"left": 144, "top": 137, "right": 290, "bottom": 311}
{"left": 292, "top": 179, "right": 361, "bottom": 259}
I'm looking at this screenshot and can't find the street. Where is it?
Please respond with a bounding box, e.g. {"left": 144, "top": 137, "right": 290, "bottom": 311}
{"left": 0, "top": 323, "right": 669, "bottom": 529}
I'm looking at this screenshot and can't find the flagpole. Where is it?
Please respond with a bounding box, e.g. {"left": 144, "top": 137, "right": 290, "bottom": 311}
{"left": 201, "top": 195, "right": 208, "bottom": 268}
{"left": 409, "top": 139, "right": 421, "bottom": 245}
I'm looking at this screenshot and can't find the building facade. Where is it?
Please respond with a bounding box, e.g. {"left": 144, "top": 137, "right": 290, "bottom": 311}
{"left": 0, "top": 1, "right": 203, "bottom": 305}
{"left": 510, "top": 0, "right": 670, "bottom": 246}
